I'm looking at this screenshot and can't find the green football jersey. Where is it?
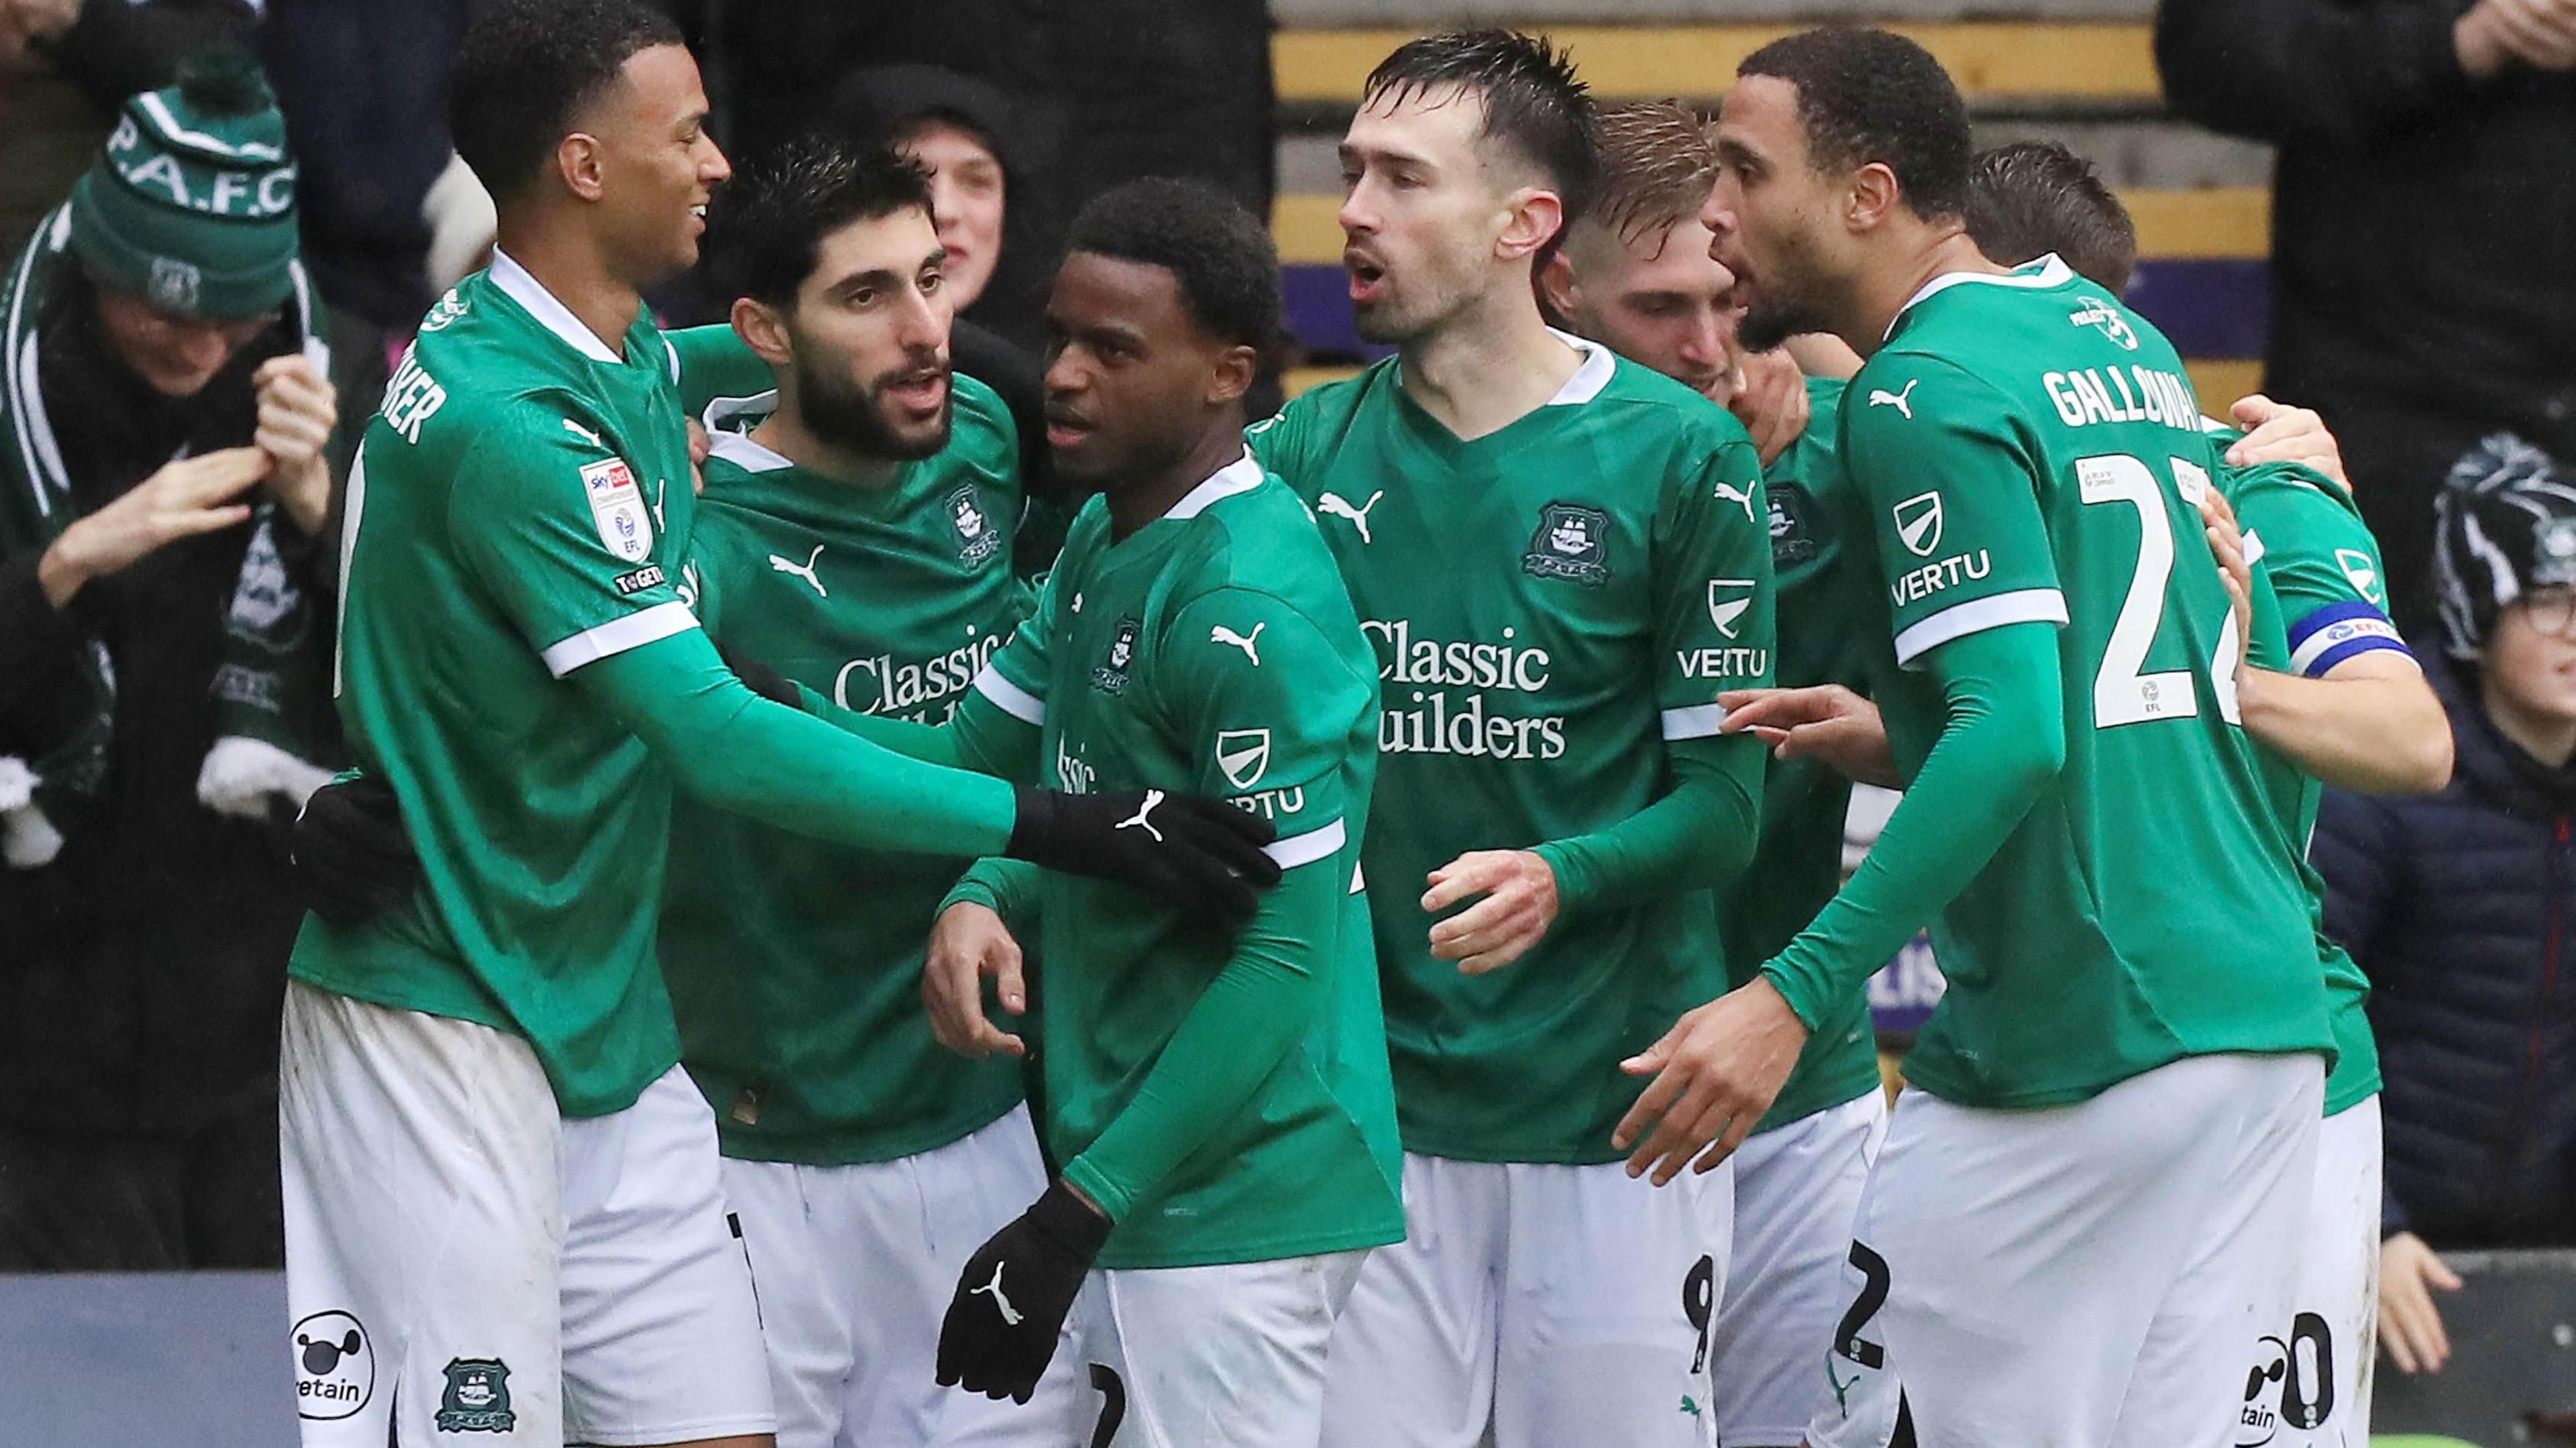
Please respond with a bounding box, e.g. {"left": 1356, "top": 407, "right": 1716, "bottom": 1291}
{"left": 974, "top": 457, "right": 1403, "bottom": 1269}
{"left": 2218, "top": 444, "right": 2405, "bottom": 1118}
{"left": 658, "top": 378, "right": 1034, "bottom": 1164}
{"left": 1837, "top": 257, "right": 2330, "bottom": 1107}
{"left": 1248, "top": 335, "right": 1777, "bottom": 1163}
{"left": 291, "top": 256, "right": 705, "bottom": 1117}
{"left": 1726, "top": 378, "right": 1882, "bottom": 1133}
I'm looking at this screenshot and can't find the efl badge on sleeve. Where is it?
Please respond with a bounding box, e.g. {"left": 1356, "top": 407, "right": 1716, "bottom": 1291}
{"left": 580, "top": 456, "right": 653, "bottom": 563}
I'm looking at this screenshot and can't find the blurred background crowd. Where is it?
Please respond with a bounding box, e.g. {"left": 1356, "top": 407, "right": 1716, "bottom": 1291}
{"left": 0, "top": 0, "right": 2567, "bottom": 1433}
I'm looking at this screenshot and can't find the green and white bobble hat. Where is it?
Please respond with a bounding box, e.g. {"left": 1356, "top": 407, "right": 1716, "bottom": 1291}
{"left": 67, "top": 48, "right": 300, "bottom": 319}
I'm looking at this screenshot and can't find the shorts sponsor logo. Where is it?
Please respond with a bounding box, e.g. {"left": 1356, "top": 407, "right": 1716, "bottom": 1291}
{"left": 2237, "top": 1313, "right": 2334, "bottom": 1445}
{"left": 291, "top": 1311, "right": 374, "bottom": 1421}
{"left": 580, "top": 457, "right": 652, "bottom": 563}
{"left": 437, "top": 1357, "right": 516, "bottom": 1434}
{"left": 951, "top": 486, "right": 1002, "bottom": 566}
{"left": 1092, "top": 618, "right": 1140, "bottom": 693}
{"left": 613, "top": 564, "right": 665, "bottom": 597}
{"left": 1894, "top": 492, "right": 1945, "bottom": 557}
{"left": 1523, "top": 502, "right": 1611, "bottom": 586}
{"left": 1216, "top": 728, "right": 1271, "bottom": 789}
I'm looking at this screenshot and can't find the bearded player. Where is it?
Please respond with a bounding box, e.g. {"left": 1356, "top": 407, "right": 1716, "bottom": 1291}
{"left": 1248, "top": 32, "right": 1777, "bottom": 1447}
{"left": 1615, "top": 29, "right": 2332, "bottom": 1447}
{"left": 282, "top": 5, "right": 1273, "bottom": 1444}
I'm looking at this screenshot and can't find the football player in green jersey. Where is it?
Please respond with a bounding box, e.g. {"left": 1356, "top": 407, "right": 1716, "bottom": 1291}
{"left": 277, "top": 8, "right": 1274, "bottom": 1447}
{"left": 1246, "top": 34, "right": 1776, "bottom": 1448}
{"left": 1613, "top": 30, "right": 2333, "bottom": 1447}
{"left": 805, "top": 178, "right": 1400, "bottom": 1447}
{"left": 1964, "top": 150, "right": 2450, "bottom": 1448}
{"left": 1543, "top": 99, "right": 1886, "bottom": 1448}
{"left": 659, "top": 142, "right": 1089, "bottom": 1446}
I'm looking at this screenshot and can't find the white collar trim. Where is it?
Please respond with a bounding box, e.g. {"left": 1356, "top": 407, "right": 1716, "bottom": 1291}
{"left": 1886, "top": 254, "right": 2076, "bottom": 339}
{"left": 488, "top": 250, "right": 626, "bottom": 365}
{"left": 1165, "top": 451, "right": 1265, "bottom": 521}
{"left": 1544, "top": 328, "right": 1616, "bottom": 406}
{"left": 705, "top": 428, "right": 792, "bottom": 474}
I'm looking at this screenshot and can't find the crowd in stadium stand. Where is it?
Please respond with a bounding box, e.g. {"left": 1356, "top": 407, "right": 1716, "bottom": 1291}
{"left": 0, "top": 0, "right": 2568, "bottom": 1407}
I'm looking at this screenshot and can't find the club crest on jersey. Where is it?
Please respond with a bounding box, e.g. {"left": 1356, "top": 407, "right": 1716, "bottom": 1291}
{"left": 580, "top": 457, "right": 653, "bottom": 563}
{"left": 1524, "top": 502, "right": 1611, "bottom": 586}
{"left": 2069, "top": 300, "right": 2140, "bottom": 351}
{"left": 1092, "top": 618, "right": 1140, "bottom": 693}
{"left": 435, "top": 1358, "right": 515, "bottom": 1433}
{"left": 949, "top": 486, "right": 1002, "bottom": 567}
{"left": 1894, "top": 492, "right": 1945, "bottom": 557}
{"left": 2333, "top": 549, "right": 2383, "bottom": 604}
{"left": 1707, "top": 579, "right": 1755, "bottom": 638}
{"left": 1217, "top": 728, "right": 1272, "bottom": 789}
{"left": 1768, "top": 483, "right": 1819, "bottom": 567}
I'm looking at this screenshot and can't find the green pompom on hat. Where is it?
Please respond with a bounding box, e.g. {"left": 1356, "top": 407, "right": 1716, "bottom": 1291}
{"left": 66, "top": 46, "right": 301, "bottom": 319}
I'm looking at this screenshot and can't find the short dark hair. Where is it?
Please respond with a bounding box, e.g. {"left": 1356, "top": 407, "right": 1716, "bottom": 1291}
{"left": 1364, "top": 30, "right": 1599, "bottom": 255}
{"left": 450, "top": 0, "right": 685, "bottom": 199}
{"left": 1964, "top": 141, "right": 2138, "bottom": 294}
{"left": 709, "top": 136, "right": 935, "bottom": 309}
{"left": 1737, "top": 27, "right": 1971, "bottom": 221}
{"left": 1063, "top": 178, "right": 1281, "bottom": 351}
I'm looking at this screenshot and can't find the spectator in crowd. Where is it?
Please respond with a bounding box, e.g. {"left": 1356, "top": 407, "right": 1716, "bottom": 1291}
{"left": 2314, "top": 434, "right": 2576, "bottom": 1375}
{"left": 0, "top": 49, "right": 341, "bottom": 1270}
{"left": 0, "top": 0, "right": 256, "bottom": 253}
{"left": 2155, "top": 0, "right": 2576, "bottom": 636}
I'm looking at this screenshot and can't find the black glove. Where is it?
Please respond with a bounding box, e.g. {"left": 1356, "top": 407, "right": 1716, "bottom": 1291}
{"left": 293, "top": 775, "right": 421, "bottom": 925}
{"left": 718, "top": 640, "right": 802, "bottom": 710}
{"left": 936, "top": 1180, "right": 1110, "bottom": 1403}
{"left": 1005, "top": 785, "right": 1280, "bottom": 924}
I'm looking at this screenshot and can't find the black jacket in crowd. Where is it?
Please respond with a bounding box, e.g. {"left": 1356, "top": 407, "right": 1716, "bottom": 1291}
{"left": 0, "top": 283, "right": 328, "bottom": 1137}
{"left": 2314, "top": 649, "right": 2576, "bottom": 1247}
{"left": 2154, "top": 0, "right": 2576, "bottom": 633}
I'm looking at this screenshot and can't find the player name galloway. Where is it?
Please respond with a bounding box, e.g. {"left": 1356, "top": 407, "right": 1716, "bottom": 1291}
{"left": 2041, "top": 365, "right": 2200, "bottom": 435}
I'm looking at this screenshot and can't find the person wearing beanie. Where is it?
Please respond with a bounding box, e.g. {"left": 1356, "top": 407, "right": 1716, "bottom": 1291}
{"left": 0, "top": 44, "right": 343, "bottom": 1270}
{"left": 2314, "top": 432, "right": 2576, "bottom": 1379}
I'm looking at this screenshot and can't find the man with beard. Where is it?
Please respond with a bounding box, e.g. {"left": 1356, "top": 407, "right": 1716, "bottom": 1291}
{"left": 281, "top": 5, "right": 1275, "bottom": 1442}
{"left": 1613, "top": 28, "right": 2331, "bottom": 1448}
{"left": 658, "top": 137, "right": 1086, "bottom": 1447}
{"left": 1244, "top": 32, "right": 1777, "bottom": 1448}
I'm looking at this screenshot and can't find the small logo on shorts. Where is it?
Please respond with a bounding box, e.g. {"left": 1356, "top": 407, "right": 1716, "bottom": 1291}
{"left": 291, "top": 1311, "right": 374, "bottom": 1421}
{"left": 437, "top": 1357, "right": 516, "bottom": 1433}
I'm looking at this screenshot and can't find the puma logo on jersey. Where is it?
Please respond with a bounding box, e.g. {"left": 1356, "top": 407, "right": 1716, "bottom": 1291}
{"left": 1117, "top": 790, "right": 1166, "bottom": 842}
{"left": 1317, "top": 490, "right": 1383, "bottom": 543}
{"left": 1712, "top": 480, "right": 1759, "bottom": 523}
{"left": 970, "top": 1264, "right": 1024, "bottom": 1326}
{"left": 769, "top": 545, "right": 826, "bottom": 598}
{"left": 1210, "top": 622, "right": 1265, "bottom": 665}
{"left": 561, "top": 419, "right": 602, "bottom": 448}
{"left": 1868, "top": 380, "right": 1920, "bottom": 419}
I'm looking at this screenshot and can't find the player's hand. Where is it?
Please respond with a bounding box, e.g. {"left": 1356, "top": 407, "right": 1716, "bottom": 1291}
{"left": 937, "top": 1179, "right": 1110, "bottom": 1403}
{"left": 2379, "top": 1231, "right": 2462, "bottom": 1374}
{"left": 1717, "top": 685, "right": 1898, "bottom": 789}
{"left": 292, "top": 774, "right": 421, "bottom": 925}
{"left": 924, "top": 902, "right": 1028, "bottom": 1059}
{"left": 2226, "top": 394, "right": 2349, "bottom": 490}
{"left": 716, "top": 640, "right": 801, "bottom": 710}
{"left": 1726, "top": 346, "right": 1811, "bottom": 467}
{"left": 39, "top": 447, "right": 272, "bottom": 606}
{"left": 1424, "top": 849, "right": 1560, "bottom": 974}
{"left": 1613, "top": 977, "right": 1810, "bottom": 1184}
{"left": 254, "top": 353, "right": 339, "bottom": 534}
{"left": 1005, "top": 786, "right": 1280, "bottom": 924}
{"left": 2195, "top": 488, "right": 2255, "bottom": 682}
